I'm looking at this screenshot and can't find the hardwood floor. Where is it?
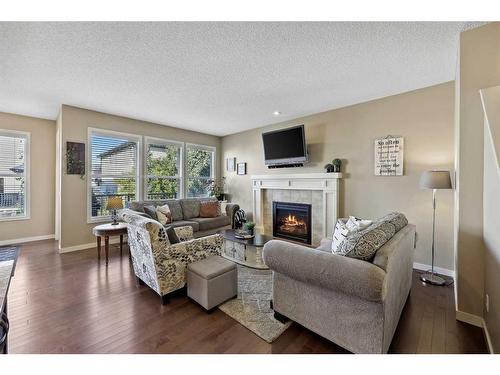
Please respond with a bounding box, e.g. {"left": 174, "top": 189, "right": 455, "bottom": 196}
{"left": 6, "top": 239, "right": 487, "bottom": 354}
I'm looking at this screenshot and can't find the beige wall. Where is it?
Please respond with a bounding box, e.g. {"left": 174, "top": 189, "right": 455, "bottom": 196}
{"left": 455, "top": 23, "right": 500, "bottom": 318}
{"left": 58, "top": 105, "right": 221, "bottom": 250}
{"left": 222, "top": 82, "right": 455, "bottom": 270}
{"left": 0, "top": 112, "right": 56, "bottom": 242}
{"left": 481, "top": 85, "right": 500, "bottom": 353}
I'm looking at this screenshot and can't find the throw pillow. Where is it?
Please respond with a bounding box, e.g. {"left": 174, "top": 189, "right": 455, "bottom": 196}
{"left": 345, "top": 216, "right": 373, "bottom": 232}
{"left": 199, "top": 200, "right": 221, "bottom": 218}
{"left": 331, "top": 219, "right": 353, "bottom": 253}
{"left": 143, "top": 205, "right": 158, "bottom": 221}
{"left": 156, "top": 204, "right": 172, "bottom": 225}
{"left": 165, "top": 226, "right": 180, "bottom": 244}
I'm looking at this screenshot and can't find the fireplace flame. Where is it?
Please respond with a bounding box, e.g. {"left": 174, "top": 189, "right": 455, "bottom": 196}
{"left": 284, "top": 214, "right": 303, "bottom": 226}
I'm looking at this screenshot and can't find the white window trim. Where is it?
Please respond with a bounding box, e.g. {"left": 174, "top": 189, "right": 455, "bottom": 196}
{"left": 87, "top": 127, "right": 142, "bottom": 224}
{"left": 144, "top": 136, "right": 184, "bottom": 200}
{"left": 185, "top": 143, "right": 216, "bottom": 198}
{"left": 0, "top": 129, "right": 30, "bottom": 222}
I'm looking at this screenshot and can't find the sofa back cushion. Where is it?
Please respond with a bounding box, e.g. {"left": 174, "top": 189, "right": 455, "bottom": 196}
{"left": 199, "top": 200, "right": 221, "bottom": 218}
{"left": 179, "top": 199, "right": 201, "bottom": 219}
{"left": 130, "top": 200, "right": 183, "bottom": 221}
{"left": 143, "top": 205, "right": 158, "bottom": 221}
{"left": 333, "top": 212, "right": 408, "bottom": 261}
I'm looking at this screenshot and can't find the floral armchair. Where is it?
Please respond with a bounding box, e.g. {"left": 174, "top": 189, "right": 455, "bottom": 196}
{"left": 120, "top": 210, "right": 223, "bottom": 304}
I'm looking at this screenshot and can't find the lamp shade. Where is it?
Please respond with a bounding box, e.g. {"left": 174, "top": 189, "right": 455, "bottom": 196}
{"left": 419, "top": 170, "right": 452, "bottom": 189}
{"left": 106, "top": 196, "right": 124, "bottom": 210}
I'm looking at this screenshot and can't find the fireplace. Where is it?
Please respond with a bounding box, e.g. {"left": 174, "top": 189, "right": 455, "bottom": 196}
{"left": 273, "top": 201, "right": 312, "bottom": 245}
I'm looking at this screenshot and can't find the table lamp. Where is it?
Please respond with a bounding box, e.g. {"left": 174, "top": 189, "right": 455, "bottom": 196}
{"left": 106, "top": 196, "right": 124, "bottom": 225}
{"left": 419, "top": 170, "right": 452, "bottom": 286}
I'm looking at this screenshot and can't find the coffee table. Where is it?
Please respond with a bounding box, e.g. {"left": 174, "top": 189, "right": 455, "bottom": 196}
{"left": 217, "top": 229, "right": 273, "bottom": 270}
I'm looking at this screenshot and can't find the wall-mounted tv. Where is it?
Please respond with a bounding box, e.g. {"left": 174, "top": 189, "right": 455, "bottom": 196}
{"left": 262, "top": 125, "right": 308, "bottom": 168}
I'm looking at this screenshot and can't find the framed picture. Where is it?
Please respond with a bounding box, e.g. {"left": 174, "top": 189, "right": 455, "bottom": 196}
{"left": 226, "top": 157, "right": 236, "bottom": 172}
{"left": 66, "top": 141, "right": 85, "bottom": 176}
{"left": 374, "top": 136, "right": 404, "bottom": 176}
{"left": 237, "top": 162, "right": 247, "bottom": 175}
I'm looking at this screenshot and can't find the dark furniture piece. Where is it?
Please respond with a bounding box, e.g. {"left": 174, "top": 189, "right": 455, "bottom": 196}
{"left": 0, "top": 246, "right": 19, "bottom": 354}
{"left": 92, "top": 223, "right": 128, "bottom": 266}
{"left": 217, "top": 229, "right": 273, "bottom": 269}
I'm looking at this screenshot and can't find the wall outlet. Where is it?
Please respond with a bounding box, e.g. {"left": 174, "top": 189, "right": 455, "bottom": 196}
{"left": 485, "top": 294, "right": 490, "bottom": 313}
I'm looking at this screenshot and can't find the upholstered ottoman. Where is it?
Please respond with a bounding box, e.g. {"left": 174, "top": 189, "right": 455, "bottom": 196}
{"left": 187, "top": 256, "right": 237, "bottom": 311}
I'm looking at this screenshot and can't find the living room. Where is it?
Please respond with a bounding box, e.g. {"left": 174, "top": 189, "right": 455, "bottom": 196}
{"left": 1, "top": 1, "right": 499, "bottom": 373}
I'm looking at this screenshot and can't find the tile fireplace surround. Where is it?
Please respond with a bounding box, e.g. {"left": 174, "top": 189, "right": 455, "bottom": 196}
{"left": 251, "top": 173, "right": 342, "bottom": 246}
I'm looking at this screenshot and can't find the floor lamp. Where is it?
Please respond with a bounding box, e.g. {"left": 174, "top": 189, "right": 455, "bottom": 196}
{"left": 419, "top": 170, "right": 452, "bottom": 286}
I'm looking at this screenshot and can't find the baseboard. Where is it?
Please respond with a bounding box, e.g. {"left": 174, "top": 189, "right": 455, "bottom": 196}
{"left": 456, "top": 310, "right": 495, "bottom": 353}
{"left": 413, "top": 262, "right": 455, "bottom": 278}
{"left": 0, "top": 234, "right": 55, "bottom": 247}
{"left": 59, "top": 237, "right": 126, "bottom": 253}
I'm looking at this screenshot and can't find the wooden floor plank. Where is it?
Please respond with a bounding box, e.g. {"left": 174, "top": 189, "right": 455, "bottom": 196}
{"left": 5, "top": 239, "right": 488, "bottom": 354}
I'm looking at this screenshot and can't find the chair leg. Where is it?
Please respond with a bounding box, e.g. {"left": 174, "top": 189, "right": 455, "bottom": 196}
{"left": 161, "top": 294, "right": 170, "bottom": 305}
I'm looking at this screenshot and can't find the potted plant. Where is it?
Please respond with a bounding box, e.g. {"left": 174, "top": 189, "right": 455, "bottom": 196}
{"left": 244, "top": 221, "right": 256, "bottom": 236}
{"left": 209, "top": 177, "right": 226, "bottom": 201}
{"left": 332, "top": 158, "right": 342, "bottom": 172}
{"left": 324, "top": 163, "right": 334, "bottom": 173}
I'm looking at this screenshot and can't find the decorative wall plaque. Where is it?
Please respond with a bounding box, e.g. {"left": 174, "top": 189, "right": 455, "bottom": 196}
{"left": 374, "top": 136, "right": 404, "bottom": 176}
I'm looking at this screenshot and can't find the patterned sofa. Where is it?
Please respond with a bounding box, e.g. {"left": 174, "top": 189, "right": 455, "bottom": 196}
{"left": 129, "top": 198, "right": 240, "bottom": 238}
{"left": 120, "top": 210, "right": 223, "bottom": 304}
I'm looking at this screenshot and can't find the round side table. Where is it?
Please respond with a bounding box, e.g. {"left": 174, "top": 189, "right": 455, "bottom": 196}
{"left": 92, "top": 223, "right": 128, "bottom": 266}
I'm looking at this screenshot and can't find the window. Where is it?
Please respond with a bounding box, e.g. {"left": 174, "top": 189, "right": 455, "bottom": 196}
{"left": 145, "top": 137, "right": 183, "bottom": 200}
{"left": 186, "top": 144, "right": 215, "bottom": 197}
{"left": 0, "top": 130, "right": 29, "bottom": 220}
{"left": 89, "top": 129, "right": 140, "bottom": 221}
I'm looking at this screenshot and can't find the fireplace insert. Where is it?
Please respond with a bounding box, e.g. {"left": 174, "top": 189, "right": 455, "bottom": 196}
{"left": 272, "top": 201, "right": 312, "bottom": 244}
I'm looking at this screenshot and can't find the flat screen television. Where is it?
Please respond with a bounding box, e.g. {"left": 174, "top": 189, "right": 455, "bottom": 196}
{"left": 262, "top": 125, "right": 308, "bottom": 167}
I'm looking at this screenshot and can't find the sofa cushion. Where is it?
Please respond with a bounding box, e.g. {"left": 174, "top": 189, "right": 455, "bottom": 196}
{"left": 190, "top": 216, "right": 231, "bottom": 231}
{"left": 164, "top": 200, "right": 183, "bottom": 221}
{"left": 156, "top": 204, "right": 172, "bottom": 225}
{"left": 199, "top": 200, "right": 221, "bottom": 218}
{"left": 334, "top": 212, "right": 408, "bottom": 261}
{"left": 166, "top": 226, "right": 180, "bottom": 244}
{"left": 180, "top": 199, "right": 201, "bottom": 219}
{"left": 165, "top": 220, "right": 200, "bottom": 232}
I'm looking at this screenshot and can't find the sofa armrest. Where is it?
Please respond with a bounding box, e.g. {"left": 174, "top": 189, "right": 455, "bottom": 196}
{"left": 263, "top": 240, "right": 386, "bottom": 302}
{"left": 225, "top": 203, "right": 240, "bottom": 228}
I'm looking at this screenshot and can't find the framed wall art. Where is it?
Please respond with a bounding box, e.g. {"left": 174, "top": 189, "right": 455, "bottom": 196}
{"left": 226, "top": 157, "right": 236, "bottom": 172}
{"left": 237, "top": 162, "right": 247, "bottom": 175}
{"left": 374, "top": 136, "right": 404, "bottom": 176}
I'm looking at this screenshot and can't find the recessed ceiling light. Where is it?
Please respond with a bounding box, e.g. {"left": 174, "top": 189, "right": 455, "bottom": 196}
{"left": 273, "top": 111, "right": 281, "bottom": 116}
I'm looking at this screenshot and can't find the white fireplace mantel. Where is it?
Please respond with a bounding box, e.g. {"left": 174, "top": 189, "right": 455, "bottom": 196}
{"left": 251, "top": 173, "right": 342, "bottom": 240}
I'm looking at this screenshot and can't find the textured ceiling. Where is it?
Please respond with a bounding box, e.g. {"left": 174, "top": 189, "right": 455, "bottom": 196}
{"left": 0, "top": 22, "right": 477, "bottom": 136}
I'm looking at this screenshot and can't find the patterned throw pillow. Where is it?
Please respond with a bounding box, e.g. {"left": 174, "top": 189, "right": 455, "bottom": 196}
{"left": 334, "top": 212, "right": 408, "bottom": 261}
{"left": 156, "top": 204, "right": 172, "bottom": 225}
{"left": 331, "top": 219, "right": 353, "bottom": 253}
{"left": 199, "top": 200, "right": 221, "bottom": 218}
{"left": 345, "top": 216, "right": 373, "bottom": 232}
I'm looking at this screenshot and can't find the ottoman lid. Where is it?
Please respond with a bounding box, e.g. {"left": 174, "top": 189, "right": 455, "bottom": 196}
{"left": 188, "top": 255, "right": 236, "bottom": 279}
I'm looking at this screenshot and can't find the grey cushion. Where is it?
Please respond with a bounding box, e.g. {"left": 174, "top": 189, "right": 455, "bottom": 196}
{"left": 166, "top": 226, "right": 180, "bottom": 244}
{"left": 188, "top": 255, "right": 236, "bottom": 279}
{"left": 334, "top": 212, "right": 408, "bottom": 261}
{"left": 190, "top": 216, "right": 231, "bottom": 231}
{"left": 180, "top": 199, "right": 201, "bottom": 219}
{"left": 143, "top": 205, "right": 158, "bottom": 221}
{"left": 165, "top": 220, "right": 200, "bottom": 232}
{"left": 164, "top": 200, "right": 183, "bottom": 221}
{"left": 316, "top": 238, "right": 333, "bottom": 253}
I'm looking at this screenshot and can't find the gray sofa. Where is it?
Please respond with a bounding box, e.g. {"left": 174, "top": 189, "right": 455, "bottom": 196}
{"left": 263, "top": 223, "right": 416, "bottom": 354}
{"left": 129, "top": 198, "right": 240, "bottom": 238}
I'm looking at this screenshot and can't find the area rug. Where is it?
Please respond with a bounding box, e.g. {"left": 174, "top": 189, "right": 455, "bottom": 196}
{"left": 218, "top": 265, "right": 292, "bottom": 343}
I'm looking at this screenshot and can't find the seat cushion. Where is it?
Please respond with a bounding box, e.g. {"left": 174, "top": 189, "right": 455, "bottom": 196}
{"left": 180, "top": 199, "right": 201, "bottom": 219}
{"left": 190, "top": 216, "right": 231, "bottom": 231}
{"left": 188, "top": 255, "right": 236, "bottom": 279}
{"left": 165, "top": 220, "right": 200, "bottom": 232}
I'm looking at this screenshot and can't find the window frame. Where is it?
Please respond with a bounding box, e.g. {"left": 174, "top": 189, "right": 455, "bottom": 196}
{"left": 0, "top": 129, "right": 30, "bottom": 222}
{"left": 185, "top": 142, "right": 216, "bottom": 198}
{"left": 144, "top": 136, "right": 185, "bottom": 200}
{"left": 87, "top": 127, "right": 142, "bottom": 224}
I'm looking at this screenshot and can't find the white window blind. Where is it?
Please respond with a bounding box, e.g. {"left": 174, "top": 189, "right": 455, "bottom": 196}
{"left": 89, "top": 131, "right": 140, "bottom": 220}
{"left": 186, "top": 144, "right": 215, "bottom": 198}
{"left": 145, "top": 138, "right": 183, "bottom": 200}
{"left": 0, "top": 130, "right": 29, "bottom": 220}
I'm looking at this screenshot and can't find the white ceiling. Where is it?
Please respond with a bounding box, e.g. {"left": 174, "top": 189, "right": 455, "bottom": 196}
{"left": 0, "top": 22, "right": 478, "bottom": 136}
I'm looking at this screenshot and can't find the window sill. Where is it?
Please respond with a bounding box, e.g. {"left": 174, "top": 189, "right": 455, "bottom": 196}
{"left": 0, "top": 215, "right": 31, "bottom": 222}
